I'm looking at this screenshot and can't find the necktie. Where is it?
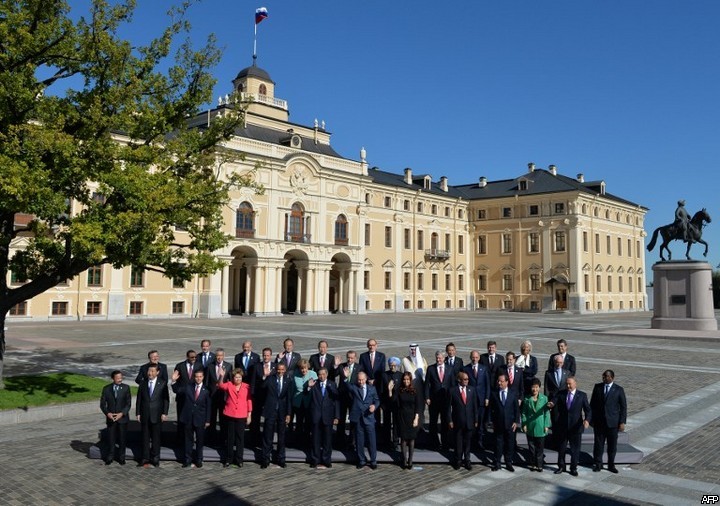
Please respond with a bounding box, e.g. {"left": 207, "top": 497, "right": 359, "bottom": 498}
{"left": 461, "top": 387, "right": 467, "bottom": 404}
{"left": 362, "top": 386, "right": 366, "bottom": 401}
{"left": 286, "top": 353, "right": 291, "bottom": 366}
{"left": 149, "top": 381, "right": 154, "bottom": 397}
{"left": 490, "top": 355, "right": 494, "bottom": 365}
{"left": 217, "top": 364, "right": 222, "bottom": 380}
{"left": 605, "top": 384, "right": 610, "bottom": 397}
{"left": 187, "top": 363, "right": 192, "bottom": 378}
{"left": 556, "top": 369, "right": 562, "bottom": 386}
{"left": 244, "top": 355, "right": 249, "bottom": 370}
{"left": 473, "top": 365, "right": 478, "bottom": 378}
{"left": 508, "top": 367, "right": 514, "bottom": 384}
{"left": 370, "top": 352, "right": 375, "bottom": 369}
{"left": 203, "top": 354, "right": 207, "bottom": 367}
{"left": 195, "top": 384, "right": 200, "bottom": 400}
{"left": 278, "top": 377, "right": 283, "bottom": 396}
{"left": 450, "top": 358, "right": 454, "bottom": 367}
{"left": 321, "top": 382, "right": 326, "bottom": 397}
{"left": 114, "top": 385, "right": 118, "bottom": 398}
{"left": 501, "top": 390, "right": 506, "bottom": 405}
{"left": 567, "top": 391, "right": 574, "bottom": 409}
{"left": 320, "top": 356, "right": 325, "bottom": 367}
{"left": 438, "top": 366, "right": 444, "bottom": 382}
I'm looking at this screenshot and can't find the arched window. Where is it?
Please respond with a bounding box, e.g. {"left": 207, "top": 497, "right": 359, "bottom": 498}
{"left": 335, "top": 214, "right": 348, "bottom": 245}
{"left": 236, "top": 202, "right": 254, "bottom": 238}
{"left": 236, "top": 83, "right": 244, "bottom": 93}
{"left": 259, "top": 83, "right": 267, "bottom": 95}
{"left": 286, "top": 202, "right": 306, "bottom": 242}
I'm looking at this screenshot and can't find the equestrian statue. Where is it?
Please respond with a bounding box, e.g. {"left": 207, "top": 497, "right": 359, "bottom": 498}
{"left": 647, "top": 200, "right": 711, "bottom": 261}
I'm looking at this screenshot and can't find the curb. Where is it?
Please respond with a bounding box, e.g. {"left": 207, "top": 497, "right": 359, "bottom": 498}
{"left": 0, "top": 401, "right": 100, "bottom": 426}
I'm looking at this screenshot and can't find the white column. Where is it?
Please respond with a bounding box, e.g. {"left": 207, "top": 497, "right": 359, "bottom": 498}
{"left": 281, "top": 268, "right": 288, "bottom": 312}
{"left": 277, "top": 267, "right": 284, "bottom": 313}
{"left": 307, "top": 268, "right": 315, "bottom": 314}
{"left": 296, "top": 268, "right": 304, "bottom": 314}
{"left": 221, "top": 263, "right": 230, "bottom": 315}
{"left": 244, "top": 267, "right": 252, "bottom": 315}
{"left": 252, "top": 266, "right": 261, "bottom": 315}
{"left": 234, "top": 267, "right": 242, "bottom": 311}
{"left": 338, "top": 271, "right": 345, "bottom": 312}
{"left": 348, "top": 269, "right": 356, "bottom": 313}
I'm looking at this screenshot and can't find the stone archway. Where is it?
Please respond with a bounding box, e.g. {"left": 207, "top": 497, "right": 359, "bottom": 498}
{"left": 230, "top": 246, "right": 258, "bottom": 315}
{"left": 330, "top": 252, "right": 353, "bottom": 314}
{"left": 282, "top": 249, "right": 309, "bottom": 314}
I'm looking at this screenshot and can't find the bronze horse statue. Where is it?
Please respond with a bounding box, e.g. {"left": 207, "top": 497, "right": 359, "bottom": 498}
{"left": 647, "top": 208, "right": 711, "bottom": 261}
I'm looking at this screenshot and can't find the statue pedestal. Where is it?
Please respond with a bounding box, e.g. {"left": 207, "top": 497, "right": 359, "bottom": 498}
{"left": 651, "top": 261, "right": 717, "bottom": 331}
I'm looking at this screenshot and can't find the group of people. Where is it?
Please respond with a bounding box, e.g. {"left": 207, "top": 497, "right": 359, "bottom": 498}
{"left": 99, "top": 337, "right": 627, "bottom": 475}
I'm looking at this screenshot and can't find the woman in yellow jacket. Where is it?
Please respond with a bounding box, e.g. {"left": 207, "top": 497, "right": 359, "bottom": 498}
{"left": 521, "top": 377, "right": 551, "bottom": 471}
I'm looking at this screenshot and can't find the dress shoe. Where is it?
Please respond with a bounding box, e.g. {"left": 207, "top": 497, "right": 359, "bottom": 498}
{"left": 528, "top": 465, "right": 536, "bottom": 472}
{"left": 118, "top": 459, "right": 126, "bottom": 466}
{"left": 195, "top": 462, "right": 203, "bottom": 468}
{"left": 260, "top": 462, "right": 269, "bottom": 469}
{"left": 570, "top": 469, "right": 578, "bottom": 477}
{"left": 104, "top": 460, "right": 113, "bottom": 466}
{"left": 356, "top": 463, "right": 365, "bottom": 469}
{"left": 608, "top": 465, "right": 619, "bottom": 474}
{"left": 223, "top": 463, "right": 230, "bottom": 468}
{"left": 278, "top": 462, "right": 286, "bottom": 468}
{"left": 237, "top": 462, "right": 243, "bottom": 468}
{"left": 369, "top": 463, "right": 377, "bottom": 470}
{"left": 554, "top": 468, "right": 564, "bottom": 475}
{"left": 464, "top": 462, "right": 472, "bottom": 471}
{"left": 506, "top": 464, "right": 515, "bottom": 472}
{"left": 452, "top": 463, "right": 460, "bottom": 470}
{"left": 182, "top": 463, "right": 192, "bottom": 468}
{"left": 153, "top": 462, "right": 160, "bottom": 468}
{"left": 593, "top": 464, "right": 601, "bottom": 472}
{"left": 325, "top": 463, "right": 332, "bottom": 468}
{"left": 537, "top": 467, "right": 543, "bottom": 472}
{"left": 492, "top": 465, "right": 500, "bottom": 471}
{"left": 310, "top": 464, "right": 317, "bottom": 469}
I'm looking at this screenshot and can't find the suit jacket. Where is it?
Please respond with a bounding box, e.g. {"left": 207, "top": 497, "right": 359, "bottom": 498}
{"left": 172, "top": 382, "right": 212, "bottom": 427}
{"left": 547, "top": 353, "right": 577, "bottom": 376}
{"left": 464, "top": 363, "right": 491, "bottom": 405}
{"left": 348, "top": 383, "right": 380, "bottom": 426}
{"left": 309, "top": 353, "right": 336, "bottom": 380}
{"left": 445, "top": 356, "right": 464, "bottom": 376}
{"left": 136, "top": 379, "right": 170, "bottom": 423}
{"left": 261, "top": 373, "right": 293, "bottom": 420}
{"left": 100, "top": 382, "right": 132, "bottom": 424}
{"left": 555, "top": 389, "right": 591, "bottom": 435}
{"left": 174, "top": 360, "right": 203, "bottom": 387}
{"left": 544, "top": 368, "right": 570, "bottom": 403}
{"left": 424, "top": 363, "right": 455, "bottom": 405}
{"left": 234, "top": 351, "right": 261, "bottom": 381}
{"left": 135, "top": 362, "right": 169, "bottom": 385}
{"left": 499, "top": 365, "right": 524, "bottom": 398}
{"left": 205, "top": 360, "right": 233, "bottom": 395}
{"left": 480, "top": 353, "right": 505, "bottom": 380}
{"left": 251, "top": 361, "right": 275, "bottom": 398}
{"left": 358, "top": 351, "right": 387, "bottom": 383}
{"left": 310, "top": 380, "right": 340, "bottom": 425}
{"left": 489, "top": 389, "right": 520, "bottom": 431}
{"left": 446, "top": 386, "right": 479, "bottom": 430}
{"left": 590, "top": 382, "right": 627, "bottom": 429}
{"left": 275, "top": 351, "right": 302, "bottom": 373}
{"left": 337, "top": 362, "right": 360, "bottom": 397}
{"left": 378, "top": 369, "right": 403, "bottom": 403}
{"left": 198, "top": 351, "right": 216, "bottom": 371}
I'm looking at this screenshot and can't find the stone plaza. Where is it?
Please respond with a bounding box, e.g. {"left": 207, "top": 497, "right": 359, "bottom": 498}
{"left": 1, "top": 310, "right": 719, "bottom": 505}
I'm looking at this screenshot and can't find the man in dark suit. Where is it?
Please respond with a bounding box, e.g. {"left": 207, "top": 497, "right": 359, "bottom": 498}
{"left": 489, "top": 373, "right": 520, "bottom": 471}
{"left": 275, "top": 337, "right": 301, "bottom": 373}
{"left": 447, "top": 371, "right": 479, "bottom": 470}
{"left": 206, "top": 348, "right": 232, "bottom": 442}
{"left": 445, "top": 342, "right": 464, "bottom": 376}
{"left": 260, "top": 362, "right": 293, "bottom": 468}
{"left": 358, "top": 338, "right": 386, "bottom": 386}
{"left": 480, "top": 340, "right": 505, "bottom": 381}
{"left": 336, "top": 350, "right": 359, "bottom": 449}
{"left": 135, "top": 364, "right": 169, "bottom": 467}
{"left": 544, "top": 354, "right": 570, "bottom": 433}
{"left": 100, "top": 370, "right": 132, "bottom": 465}
{"left": 554, "top": 376, "right": 592, "bottom": 476}
{"left": 500, "top": 351, "right": 524, "bottom": 400}
{"left": 135, "top": 350, "right": 169, "bottom": 385}
{"left": 590, "top": 370, "right": 626, "bottom": 474}
{"left": 250, "top": 347, "right": 275, "bottom": 447}
{"left": 348, "top": 371, "right": 381, "bottom": 469}
{"left": 171, "top": 369, "right": 212, "bottom": 468}
{"left": 173, "top": 350, "right": 202, "bottom": 442}
{"left": 234, "top": 340, "right": 260, "bottom": 382}
{"left": 309, "top": 339, "right": 336, "bottom": 380}
{"left": 465, "top": 350, "right": 491, "bottom": 449}
{"left": 547, "top": 338, "right": 577, "bottom": 376}
{"left": 308, "top": 367, "right": 340, "bottom": 468}
{"left": 425, "top": 350, "right": 454, "bottom": 450}
{"left": 198, "top": 339, "right": 215, "bottom": 371}
{"left": 378, "top": 357, "right": 403, "bottom": 449}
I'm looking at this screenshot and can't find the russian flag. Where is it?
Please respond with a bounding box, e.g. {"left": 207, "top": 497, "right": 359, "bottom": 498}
{"left": 255, "top": 7, "right": 268, "bottom": 24}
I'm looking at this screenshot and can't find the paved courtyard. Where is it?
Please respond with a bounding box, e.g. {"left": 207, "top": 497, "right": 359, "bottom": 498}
{"left": 2, "top": 310, "right": 720, "bottom": 505}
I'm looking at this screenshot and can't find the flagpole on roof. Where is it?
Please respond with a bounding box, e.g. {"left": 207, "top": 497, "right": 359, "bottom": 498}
{"left": 253, "top": 7, "right": 268, "bottom": 65}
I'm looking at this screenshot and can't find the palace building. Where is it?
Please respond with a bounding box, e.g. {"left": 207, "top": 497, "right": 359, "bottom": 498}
{"left": 7, "top": 63, "right": 648, "bottom": 320}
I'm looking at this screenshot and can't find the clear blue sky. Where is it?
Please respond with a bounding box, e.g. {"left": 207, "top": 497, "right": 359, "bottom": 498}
{"left": 71, "top": 1, "right": 720, "bottom": 268}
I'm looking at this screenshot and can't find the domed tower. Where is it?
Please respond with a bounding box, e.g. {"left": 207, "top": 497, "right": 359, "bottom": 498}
{"left": 231, "top": 62, "right": 289, "bottom": 122}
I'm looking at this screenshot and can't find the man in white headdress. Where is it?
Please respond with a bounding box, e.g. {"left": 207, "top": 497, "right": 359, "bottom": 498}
{"left": 402, "top": 343, "right": 428, "bottom": 385}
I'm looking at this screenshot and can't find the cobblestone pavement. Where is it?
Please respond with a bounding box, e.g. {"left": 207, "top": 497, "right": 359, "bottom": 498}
{"left": 2, "top": 311, "right": 720, "bottom": 505}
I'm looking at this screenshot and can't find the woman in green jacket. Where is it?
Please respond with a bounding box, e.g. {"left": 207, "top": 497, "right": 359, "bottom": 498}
{"left": 521, "top": 377, "right": 551, "bottom": 471}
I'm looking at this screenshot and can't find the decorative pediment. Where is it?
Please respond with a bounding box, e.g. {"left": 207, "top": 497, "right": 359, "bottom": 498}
{"left": 617, "top": 266, "right": 625, "bottom": 273}
{"left": 415, "top": 261, "right": 426, "bottom": 270}
{"left": 582, "top": 263, "right": 592, "bottom": 272}
{"left": 501, "top": 264, "right": 515, "bottom": 271}
{"left": 364, "top": 258, "right": 374, "bottom": 267}
{"left": 606, "top": 265, "right": 614, "bottom": 273}
{"left": 401, "top": 261, "right": 413, "bottom": 269}
{"left": 382, "top": 260, "right": 395, "bottom": 269}
{"left": 528, "top": 263, "right": 543, "bottom": 271}
{"left": 443, "top": 264, "right": 454, "bottom": 271}
{"left": 637, "top": 268, "right": 644, "bottom": 274}
{"left": 627, "top": 267, "right": 635, "bottom": 274}
{"left": 595, "top": 264, "right": 604, "bottom": 272}
{"left": 476, "top": 264, "right": 489, "bottom": 271}
{"left": 456, "top": 264, "right": 466, "bottom": 272}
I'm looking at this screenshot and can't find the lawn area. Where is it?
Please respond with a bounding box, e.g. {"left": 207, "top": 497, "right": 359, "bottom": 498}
{"left": 0, "top": 372, "right": 137, "bottom": 411}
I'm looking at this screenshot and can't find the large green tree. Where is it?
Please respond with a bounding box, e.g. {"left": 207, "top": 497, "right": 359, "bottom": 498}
{"left": 0, "top": 0, "right": 254, "bottom": 387}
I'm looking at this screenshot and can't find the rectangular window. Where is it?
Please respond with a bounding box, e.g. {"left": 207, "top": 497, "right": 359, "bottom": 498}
{"left": 502, "top": 233, "right": 512, "bottom": 254}
{"left": 364, "top": 270, "right": 370, "bottom": 290}
{"left": 129, "top": 301, "right": 144, "bottom": 315}
{"left": 417, "top": 202, "right": 423, "bottom": 213}
{"left": 458, "top": 235, "right": 464, "bottom": 254}
{"left": 595, "top": 233, "right": 600, "bottom": 253}
{"left": 87, "top": 267, "right": 102, "bottom": 287}
{"left": 417, "top": 300, "right": 424, "bottom": 309}
{"left": 584, "top": 274, "right": 590, "bottom": 292}
{"left": 172, "top": 277, "right": 185, "bottom": 289}
{"left": 431, "top": 273, "right": 438, "bottom": 290}
{"left": 608, "top": 275, "right": 612, "bottom": 292}
{"left": 638, "top": 277, "right": 643, "bottom": 292}
{"left": 502, "top": 207, "right": 512, "bottom": 218}
{"left": 86, "top": 301, "right": 102, "bottom": 315}
{"left": 530, "top": 273, "right": 540, "bottom": 291}
{"left": 384, "top": 226, "right": 392, "bottom": 248}
{"left": 628, "top": 276, "right": 632, "bottom": 293}
{"left": 555, "top": 231, "right": 566, "bottom": 252}
{"left": 503, "top": 274, "right": 513, "bottom": 291}
{"left": 529, "top": 205, "right": 539, "bottom": 216}
{"left": 432, "top": 300, "right": 438, "bottom": 309}
{"left": 458, "top": 274, "right": 464, "bottom": 291}
{"left": 130, "top": 267, "right": 144, "bottom": 288}
{"left": 384, "top": 300, "right": 392, "bottom": 310}
{"left": 636, "top": 240, "right": 641, "bottom": 258}
{"left": 503, "top": 300, "right": 513, "bottom": 310}
{"left": 617, "top": 237, "right": 622, "bottom": 256}
{"left": 384, "top": 272, "right": 391, "bottom": 290}
{"left": 619, "top": 276, "right": 624, "bottom": 292}
{"left": 606, "top": 235, "right": 611, "bottom": 254}
{"left": 9, "top": 301, "right": 27, "bottom": 316}
{"left": 597, "top": 274, "right": 602, "bottom": 292}
{"left": 403, "top": 272, "right": 410, "bottom": 290}
{"left": 403, "top": 300, "right": 410, "bottom": 309}
{"left": 417, "top": 230, "right": 424, "bottom": 250}
{"left": 52, "top": 301, "right": 68, "bottom": 315}
{"left": 403, "top": 200, "right": 410, "bottom": 211}
{"left": 365, "top": 223, "right": 371, "bottom": 246}
{"left": 478, "top": 274, "right": 487, "bottom": 291}
{"left": 444, "top": 206, "right": 450, "bottom": 217}
{"left": 457, "top": 209, "right": 464, "bottom": 219}
{"left": 529, "top": 233, "right": 539, "bottom": 253}
{"left": 431, "top": 204, "right": 437, "bottom": 215}
{"left": 477, "top": 209, "right": 486, "bottom": 220}
{"left": 172, "top": 301, "right": 185, "bottom": 314}
{"left": 404, "top": 228, "right": 411, "bottom": 249}
{"left": 445, "top": 274, "right": 451, "bottom": 291}
{"left": 384, "top": 196, "right": 391, "bottom": 208}
{"left": 445, "top": 233, "right": 451, "bottom": 251}
{"left": 446, "top": 300, "right": 452, "bottom": 308}
{"left": 554, "top": 203, "right": 565, "bottom": 214}
{"left": 628, "top": 239, "right": 632, "bottom": 257}
{"left": 583, "top": 232, "right": 588, "bottom": 252}
{"left": 417, "top": 273, "right": 424, "bottom": 290}
{"left": 478, "top": 235, "right": 487, "bottom": 254}
{"left": 478, "top": 300, "right": 487, "bottom": 309}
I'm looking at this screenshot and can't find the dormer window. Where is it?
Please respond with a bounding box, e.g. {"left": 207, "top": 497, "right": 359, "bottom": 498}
{"left": 259, "top": 83, "right": 267, "bottom": 95}
{"left": 519, "top": 180, "right": 528, "bottom": 191}
{"left": 423, "top": 176, "right": 431, "bottom": 189}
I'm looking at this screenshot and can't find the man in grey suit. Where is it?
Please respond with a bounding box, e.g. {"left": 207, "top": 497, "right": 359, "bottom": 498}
{"left": 100, "top": 370, "right": 132, "bottom": 465}
{"left": 136, "top": 364, "right": 169, "bottom": 467}
{"left": 348, "top": 371, "right": 380, "bottom": 469}
{"left": 590, "top": 370, "right": 627, "bottom": 473}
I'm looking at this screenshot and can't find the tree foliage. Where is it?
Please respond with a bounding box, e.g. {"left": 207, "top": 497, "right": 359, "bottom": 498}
{"left": 0, "top": 0, "right": 257, "bottom": 384}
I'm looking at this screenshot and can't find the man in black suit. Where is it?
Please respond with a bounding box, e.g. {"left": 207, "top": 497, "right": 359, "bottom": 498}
{"left": 135, "top": 350, "right": 169, "bottom": 385}
{"left": 336, "top": 350, "right": 359, "bottom": 449}
{"left": 260, "top": 362, "right": 293, "bottom": 468}
{"left": 173, "top": 350, "right": 202, "bottom": 442}
{"left": 480, "top": 340, "right": 505, "bottom": 382}
{"left": 547, "top": 338, "right": 577, "bottom": 376}
{"left": 544, "top": 354, "right": 570, "bottom": 432}
{"left": 234, "top": 340, "right": 260, "bottom": 382}
{"left": 445, "top": 342, "right": 464, "bottom": 376}
{"left": 100, "top": 370, "right": 132, "bottom": 465}
{"left": 250, "top": 347, "right": 275, "bottom": 446}
{"left": 554, "top": 376, "right": 592, "bottom": 476}
{"left": 447, "top": 371, "right": 479, "bottom": 470}
{"left": 500, "top": 351, "right": 524, "bottom": 400}
{"left": 464, "top": 350, "right": 491, "bottom": 450}
{"left": 171, "top": 369, "right": 212, "bottom": 468}
{"left": 590, "top": 370, "right": 626, "bottom": 474}
{"left": 425, "top": 350, "right": 454, "bottom": 450}
{"left": 489, "top": 373, "right": 520, "bottom": 472}
{"left": 275, "top": 337, "right": 301, "bottom": 373}
{"left": 309, "top": 339, "right": 336, "bottom": 380}
{"left": 308, "top": 367, "right": 339, "bottom": 468}
{"left": 359, "top": 338, "right": 386, "bottom": 386}
{"left": 378, "top": 357, "right": 403, "bottom": 449}
{"left": 198, "top": 339, "right": 215, "bottom": 371}
{"left": 136, "top": 364, "right": 169, "bottom": 467}
{"left": 206, "top": 348, "right": 232, "bottom": 442}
